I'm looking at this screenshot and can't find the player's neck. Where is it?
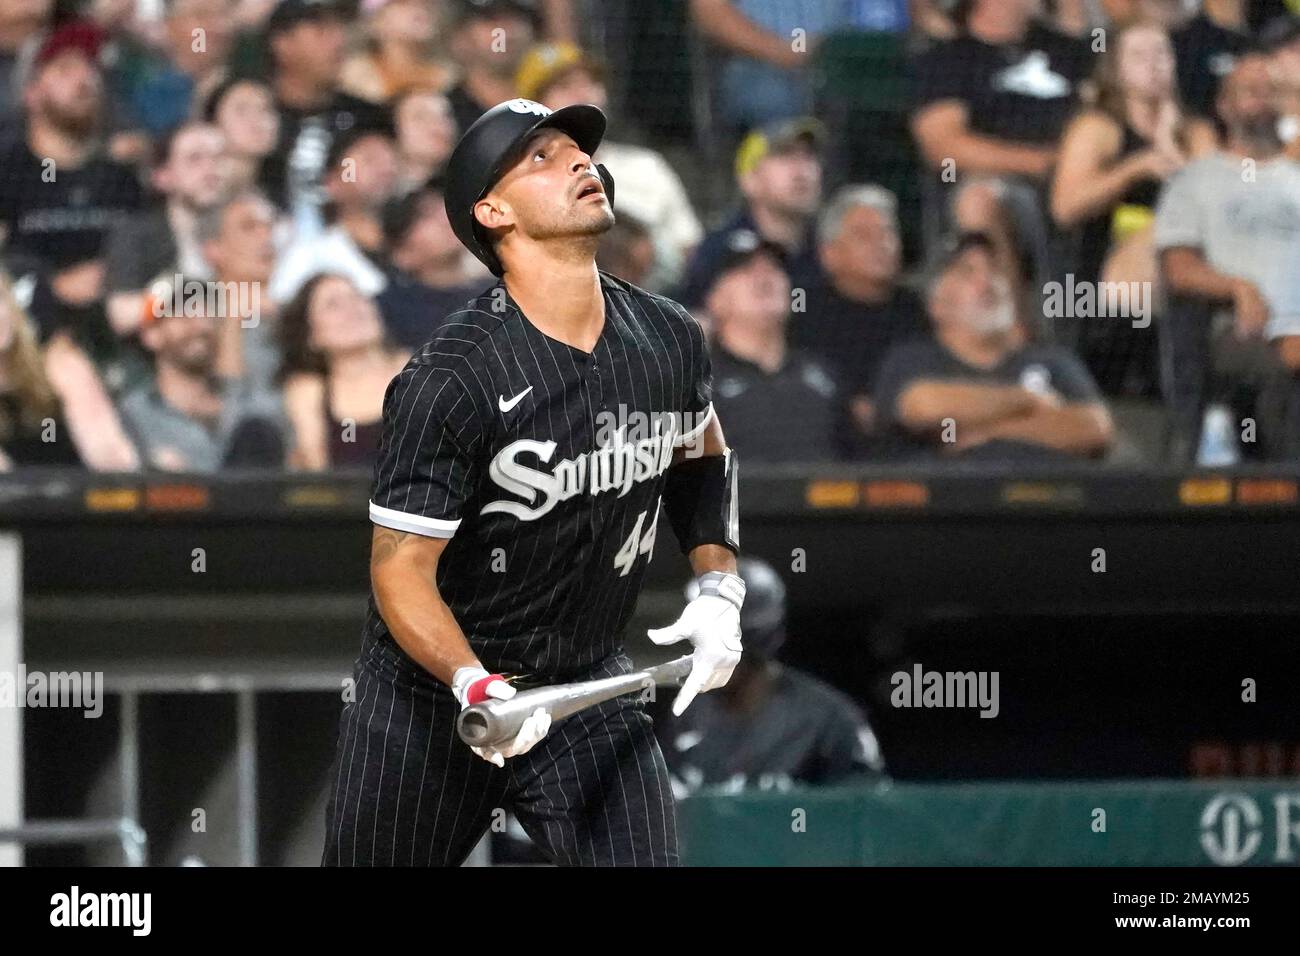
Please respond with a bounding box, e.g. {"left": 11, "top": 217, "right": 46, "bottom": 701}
{"left": 503, "top": 257, "right": 605, "bottom": 354}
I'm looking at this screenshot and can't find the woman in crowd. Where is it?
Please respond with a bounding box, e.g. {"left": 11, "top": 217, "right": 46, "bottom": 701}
{"left": 1050, "top": 19, "right": 1217, "bottom": 394}
{"left": 278, "top": 272, "right": 409, "bottom": 471}
{"left": 203, "top": 75, "right": 280, "bottom": 195}
{"left": 0, "top": 272, "right": 138, "bottom": 469}
{"left": 392, "top": 87, "right": 458, "bottom": 191}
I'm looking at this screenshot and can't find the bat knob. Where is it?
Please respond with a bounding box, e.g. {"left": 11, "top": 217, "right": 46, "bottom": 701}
{"left": 457, "top": 707, "right": 492, "bottom": 746}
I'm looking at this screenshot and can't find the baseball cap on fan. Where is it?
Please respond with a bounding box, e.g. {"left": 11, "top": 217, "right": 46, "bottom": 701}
{"left": 443, "top": 97, "right": 611, "bottom": 275}
{"left": 33, "top": 20, "right": 107, "bottom": 70}
{"left": 266, "top": 0, "right": 346, "bottom": 36}
{"left": 733, "top": 117, "right": 825, "bottom": 180}
{"left": 515, "top": 42, "right": 605, "bottom": 102}
{"left": 921, "top": 231, "right": 1002, "bottom": 288}
{"left": 712, "top": 229, "right": 785, "bottom": 281}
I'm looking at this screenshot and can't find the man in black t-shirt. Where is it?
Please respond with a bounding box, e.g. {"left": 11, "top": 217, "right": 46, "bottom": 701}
{"left": 705, "top": 228, "right": 839, "bottom": 463}
{"left": 0, "top": 23, "right": 143, "bottom": 342}
{"left": 800, "top": 185, "right": 930, "bottom": 459}
{"left": 1173, "top": 1, "right": 1253, "bottom": 119}
{"left": 875, "top": 233, "right": 1113, "bottom": 463}
{"left": 910, "top": 0, "right": 1090, "bottom": 288}
{"left": 260, "top": 0, "right": 391, "bottom": 228}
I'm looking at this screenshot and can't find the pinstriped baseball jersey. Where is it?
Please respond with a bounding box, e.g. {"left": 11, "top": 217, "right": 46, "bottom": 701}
{"left": 366, "top": 271, "right": 713, "bottom": 680}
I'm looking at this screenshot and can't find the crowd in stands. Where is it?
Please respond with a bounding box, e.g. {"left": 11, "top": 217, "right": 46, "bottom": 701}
{"left": 0, "top": 0, "right": 1297, "bottom": 472}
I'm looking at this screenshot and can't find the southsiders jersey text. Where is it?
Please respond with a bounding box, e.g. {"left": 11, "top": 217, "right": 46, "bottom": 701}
{"left": 483, "top": 407, "right": 710, "bottom": 521}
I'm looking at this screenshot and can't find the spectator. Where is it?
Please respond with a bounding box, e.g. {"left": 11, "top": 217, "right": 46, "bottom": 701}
{"left": 119, "top": 0, "right": 235, "bottom": 137}
{"left": 875, "top": 233, "right": 1113, "bottom": 462}
{"left": 1155, "top": 54, "right": 1300, "bottom": 461}
{"left": 203, "top": 75, "right": 280, "bottom": 194}
{"left": 1054, "top": 21, "right": 1217, "bottom": 289}
{"left": 445, "top": 0, "right": 539, "bottom": 134}
{"left": 105, "top": 121, "right": 230, "bottom": 338}
{"left": 260, "top": 0, "right": 390, "bottom": 232}
{"left": 269, "top": 125, "right": 399, "bottom": 303}
{"left": 595, "top": 213, "right": 655, "bottom": 289}
{"left": 117, "top": 277, "right": 286, "bottom": 472}
{"left": 1173, "top": 0, "right": 1252, "bottom": 120}
{"left": 910, "top": 0, "right": 1091, "bottom": 294}
{"left": 376, "top": 182, "right": 486, "bottom": 351}
{"left": 803, "top": 185, "right": 930, "bottom": 459}
{"left": 1260, "top": 15, "right": 1300, "bottom": 162}
{"left": 521, "top": 41, "right": 703, "bottom": 292}
{"left": 678, "top": 117, "right": 823, "bottom": 310}
{"left": 0, "top": 268, "right": 136, "bottom": 468}
{"left": 1051, "top": 19, "right": 1216, "bottom": 395}
{"left": 0, "top": 22, "right": 143, "bottom": 339}
{"left": 688, "top": 0, "right": 859, "bottom": 132}
{"left": 0, "top": 0, "right": 50, "bottom": 141}
{"left": 340, "top": 0, "right": 452, "bottom": 104}
{"left": 704, "top": 228, "right": 838, "bottom": 463}
{"left": 655, "top": 557, "right": 887, "bottom": 796}
{"left": 279, "top": 272, "right": 409, "bottom": 470}
{"left": 63, "top": 1, "right": 153, "bottom": 165}
{"left": 198, "top": 188, "right": 284, "bottom": 393}
{"left": 392, "top": 87, "right": 457, "bottom": 191}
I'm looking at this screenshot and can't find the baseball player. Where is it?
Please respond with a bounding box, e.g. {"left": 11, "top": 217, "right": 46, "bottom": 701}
{"left": 322, "top": 98, "right": 744, "bottom": 867}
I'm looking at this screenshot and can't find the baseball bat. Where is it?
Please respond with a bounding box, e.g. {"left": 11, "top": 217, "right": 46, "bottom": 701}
{"left": 456, "top": 655, "right": 694, "bottom": 749}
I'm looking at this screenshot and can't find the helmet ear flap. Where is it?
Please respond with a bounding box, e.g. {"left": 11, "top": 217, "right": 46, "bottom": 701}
{"left": 596, "top": 163, "right": 615, "bottom": 208}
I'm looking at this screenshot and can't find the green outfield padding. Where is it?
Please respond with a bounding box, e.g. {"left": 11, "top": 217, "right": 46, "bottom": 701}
{"left": 677, "top": 781, "right": 1300, "bottom": 866}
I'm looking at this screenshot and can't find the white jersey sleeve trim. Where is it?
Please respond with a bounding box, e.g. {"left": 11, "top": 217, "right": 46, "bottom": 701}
{"left": 369, "top": 501, "right": 461, "bottom": 538}
{"left": 676, "top": 402, "right": 714, "bottom": 447}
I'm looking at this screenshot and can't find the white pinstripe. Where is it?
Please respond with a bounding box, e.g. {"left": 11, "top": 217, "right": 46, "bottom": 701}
{"left": 389, "top": 681, "right": 417, "bottom": 865}
{"left": 364, "top": 678, "right": 397, "bottom": 863}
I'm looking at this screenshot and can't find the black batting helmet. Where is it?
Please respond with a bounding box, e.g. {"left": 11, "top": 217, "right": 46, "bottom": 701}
{"left": 443, "top": 97, "right": 615, "bottom": 276}
{"left": 685, "top": 557, "right": 787, "bottom": 659}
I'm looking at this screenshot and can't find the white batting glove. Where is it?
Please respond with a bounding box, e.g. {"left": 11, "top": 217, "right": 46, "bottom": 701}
{"left": 648, "top": 571, "right": 745, "bottom": 716}
{"left": 451, "top": 666, "right": 551, "bottom": 768}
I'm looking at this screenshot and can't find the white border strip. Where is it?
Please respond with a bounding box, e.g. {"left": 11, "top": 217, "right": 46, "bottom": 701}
{"left": 369, "top": 501, "right": 461, "bottom": 538}
{"left": 0, "top": 533, "right": 21, "bottom": 866}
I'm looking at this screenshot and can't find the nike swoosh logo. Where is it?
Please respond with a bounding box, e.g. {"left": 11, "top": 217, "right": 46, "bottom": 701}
{"left": 498, "top": 386, "right": 533, "bottom": 413}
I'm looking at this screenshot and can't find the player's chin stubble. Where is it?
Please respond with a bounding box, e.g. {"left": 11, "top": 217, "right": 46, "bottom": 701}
{"left": 532, "top": 202, "right": 615, "bottom": 241}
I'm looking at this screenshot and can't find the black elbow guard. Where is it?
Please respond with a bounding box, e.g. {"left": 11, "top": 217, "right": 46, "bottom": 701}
{"left": 661, "top": 449, "right": 739, "bottom": 554}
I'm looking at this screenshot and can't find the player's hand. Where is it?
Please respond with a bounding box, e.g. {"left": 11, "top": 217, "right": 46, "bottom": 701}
{"left": 648, "top": 572, "right": 745, "bottom": 716}
{"left": 451, "top": 666, "right": 552, "bottom": 768}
